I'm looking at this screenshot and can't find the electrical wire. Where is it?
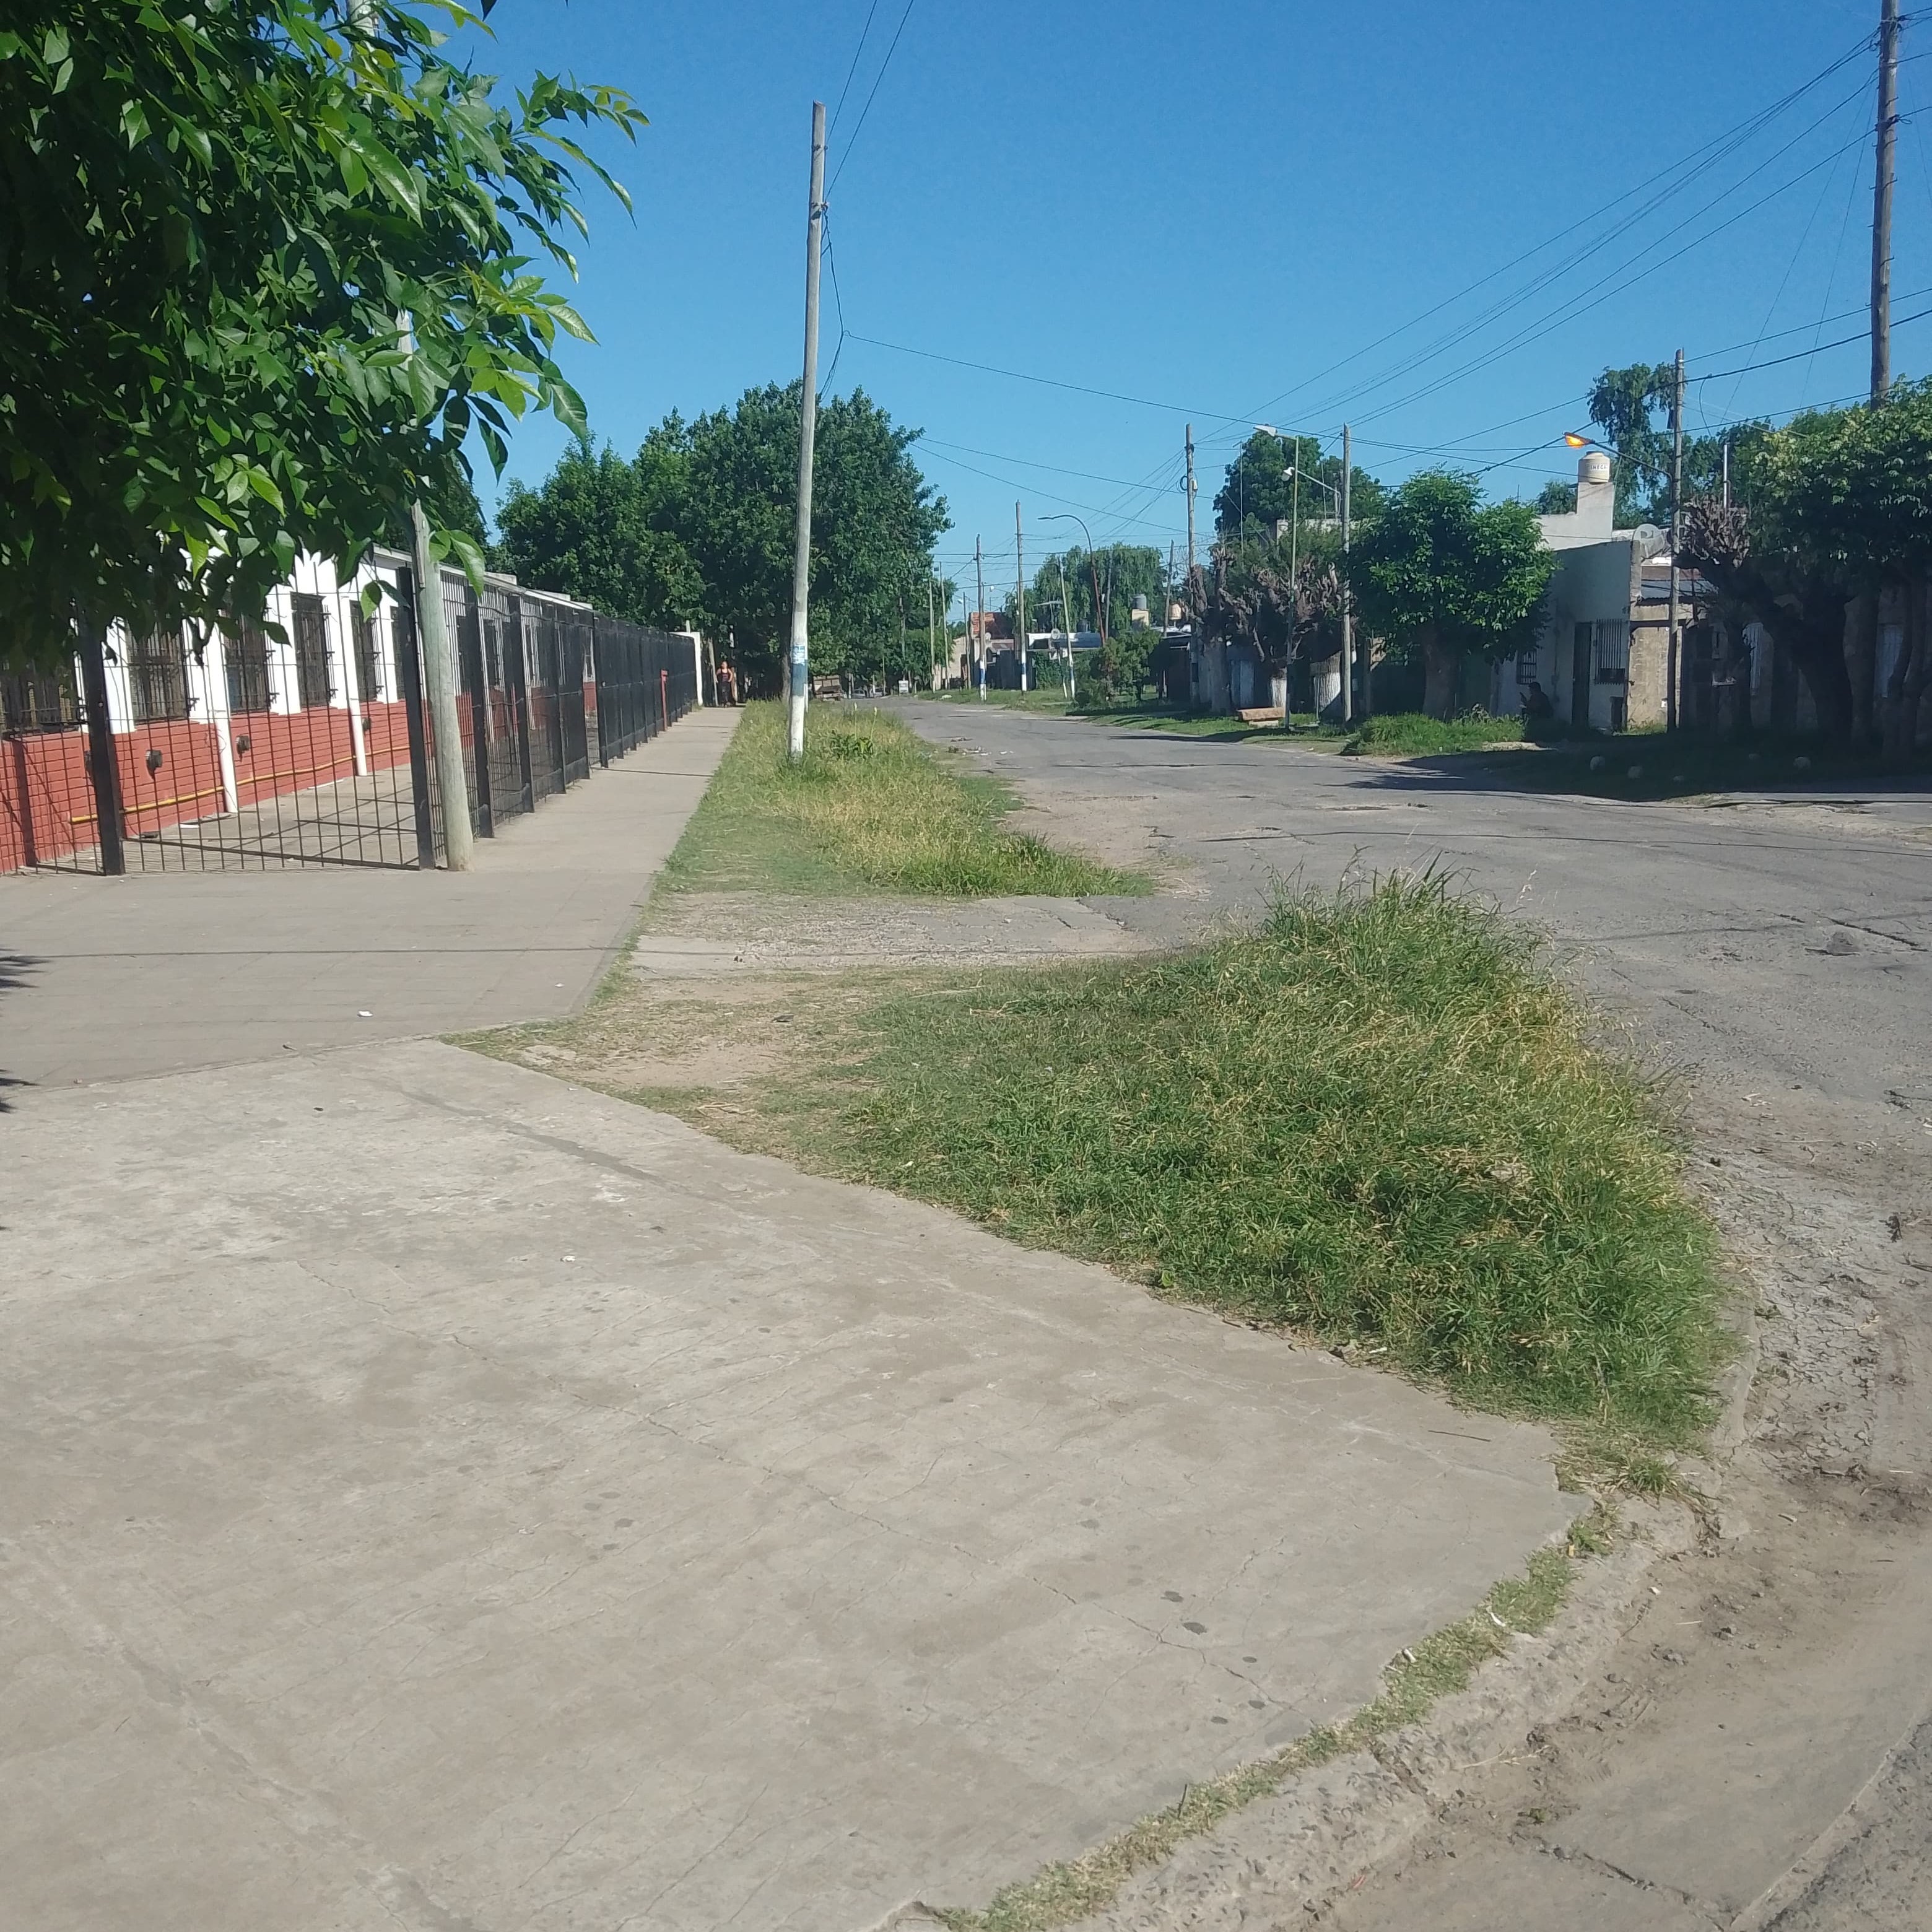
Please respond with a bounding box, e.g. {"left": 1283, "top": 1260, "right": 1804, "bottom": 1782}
{"left": 828, "top": 0, "right": 882, "bottom": 135}
{"left": 1347, "top": 115, "right": 1897, "bottom": 432}
{"left": 1224, "top": 32, "right": 1882, "bottom": 438}
{"left": 829, "top": 0, "right": 918, "bottom": 191}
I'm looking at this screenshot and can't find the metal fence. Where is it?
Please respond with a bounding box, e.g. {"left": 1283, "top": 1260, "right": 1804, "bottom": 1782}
{"left": 2, "top": 564, "right": 700, "bottom": 877}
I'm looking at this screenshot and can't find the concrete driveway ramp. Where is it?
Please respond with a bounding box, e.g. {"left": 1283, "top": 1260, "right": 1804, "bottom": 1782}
{"left": 0, "top": 1042, "right": 1575, "bottom": 1929}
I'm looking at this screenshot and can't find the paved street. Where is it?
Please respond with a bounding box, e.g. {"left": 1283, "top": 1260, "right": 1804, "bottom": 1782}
{"left": 895, "top": 701, "right": 1932, "bottom": 1931}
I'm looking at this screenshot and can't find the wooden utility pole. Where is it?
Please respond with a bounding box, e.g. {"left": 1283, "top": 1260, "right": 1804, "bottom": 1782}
{"left": 1874, "top": 0, "right": 1901, "bottom": 401}
{"left": 974, "top": 535, "right": 986, "bottom": 701}
{"left": 1016, "top": 502, "right": 1027, "bottom": 692}
{"left": 785, "top": 101, "right": 827, "bottom": 760}
{"left": 1668, "top": 349, "right": 1685, "bottom": 734}
{"left": 1342, "top": 422, "right": 1357, "bottom": 723}
{"left": 1185, "top": 424, "right": 1197, "bottom": 573}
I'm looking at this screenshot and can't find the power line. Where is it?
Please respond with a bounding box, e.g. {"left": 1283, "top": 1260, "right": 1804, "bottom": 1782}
{"left": 847, "top": 331, "right": 1217, "bottom": 416}
{"left": 1225, "top": 32, "right": 1881, "bottom": 437}
{"left": 828, "top": 0, "right": 882, "bottom": 134}
{"left": 829, "top": 0, "right": 918, "bottom": 190}
{"left": 1349, "top": 113, "right": 1897, "bottom": 432}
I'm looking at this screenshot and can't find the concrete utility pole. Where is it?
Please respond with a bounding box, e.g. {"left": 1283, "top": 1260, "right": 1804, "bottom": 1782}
{"left": 1016, "top": 502, "right": 1027, "bottom": 692}
{"left": 1874, "top": 0, "right": 1901, "bottom": 401}
{"left": 1668, "top": 348, "right": 1685, "bottom": 735}
{"left": 786, "top": 101, "right": 827, "bottom": 761}
{"left": 1341, "top": 422, "right": 1355, "bottom": 724}
{"left": 409, "top": 503, "right": 474, "bottom": 870}
{"left": 75, "top": 609, "right": 126, "bottom": 874}
{"left": 1185, "top": 424, "right": 1197, "bottom": 573}
{"left": 926, "top": 573, "right": 936, "bottom": 690}
{"left": 974, "top": 535, "right": 986, "bottom": 702}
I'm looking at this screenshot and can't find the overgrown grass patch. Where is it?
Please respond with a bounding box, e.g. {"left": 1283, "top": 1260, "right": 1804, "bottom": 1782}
{"left": 658, "top": 699, "right": 1146, "bottom": 899}
{"left": 1344, "top": 710, "right": 1526, "bottom": 757}
{"left": 763, "top": 874, "right": 1728, "bottom": 1444}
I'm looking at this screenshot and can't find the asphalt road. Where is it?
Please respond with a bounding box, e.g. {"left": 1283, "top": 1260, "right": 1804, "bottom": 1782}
{"left": 894, "top": 701, "right": 1932, "bottom": 1932}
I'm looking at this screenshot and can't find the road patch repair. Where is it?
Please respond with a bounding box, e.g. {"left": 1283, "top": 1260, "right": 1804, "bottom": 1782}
{"left": 0, "top": 1040, "right": 1580, "bottom": 1930}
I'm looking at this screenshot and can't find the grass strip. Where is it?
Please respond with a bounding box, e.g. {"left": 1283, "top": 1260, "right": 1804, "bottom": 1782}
{"left": 757, "top": 873, "right": 1728, "bottom": 1444}
{"left": 1343, "top": 710, "right": 1526, "bottom": 757}
{"left": 659, "top": 699, "right": 1146, "bottom": 899}
{"left": 933, "top": 1509, "right": 1616, "bottom": 1932}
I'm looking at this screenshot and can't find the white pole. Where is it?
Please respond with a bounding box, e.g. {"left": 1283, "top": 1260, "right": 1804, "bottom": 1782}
{"left": 1016, "top": 502, "right": 1027, "bottom": 693}
{"left": 786, "top": 102, "right": 827, "bottom": 761}
{"left": 334, "top": 567, "right": 370, "bottom": 778}
{"left": 201, "top": 627, "right": 240, "bottom": 814}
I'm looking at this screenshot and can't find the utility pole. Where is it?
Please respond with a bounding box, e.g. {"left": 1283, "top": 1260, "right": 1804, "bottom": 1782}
{"left": 974, "top": 534, "right": 986, "bottom": 702}
{"left": 409, "top": 502, "right": 474, "bottom": 869}
{"left": 1874, "top": 0, "right": 1901, "bottom": 401}
{"left": 1058, "top": 554, "right": 1077, "bottom": 700}
{"left": 1722, "top": 439, "right": 1731, "bottom": 511}
{"left": 1668, "top": 348, "right": 1684, "bottom": 735}
{"left": 75, "top": 609, "right": 126, "bottom": 874}
{"left": 926, "top": 573, "right": 936, "bottom": 691}
{"left": 1016, "top": 502, "right": 1027, "bottom": 693}
{"left": 1341, "top": 423, "right": 1355, "bottom": 724}
{"left": 1185, "top": 424, "right": 1197, "bottom": 573}
{"left": 785, "top": 100, "right": 826, "bottom": 761}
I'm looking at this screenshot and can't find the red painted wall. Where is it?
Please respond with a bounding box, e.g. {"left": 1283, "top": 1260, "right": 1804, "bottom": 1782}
{"left": 2, "top": 702, "right": 420, "bottom": 872}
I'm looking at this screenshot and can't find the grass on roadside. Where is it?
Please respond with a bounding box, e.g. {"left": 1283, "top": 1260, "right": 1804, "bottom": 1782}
{"left": 1343, "top": 710, "right": 1526, "bottom": 757}
{"left": 751, "top": 872, "right": 1727, "bottom": 1445}
{"left": 658, "top": 699, "right": 1146, "bottom": 899}
{"left": 934, "top": 1507, "right": 1615, "bottom": 1932}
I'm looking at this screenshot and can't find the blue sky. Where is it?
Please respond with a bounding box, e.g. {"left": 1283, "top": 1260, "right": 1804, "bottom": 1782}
{"left": 451, "top": 1, "right": 1928, "bottom": 604}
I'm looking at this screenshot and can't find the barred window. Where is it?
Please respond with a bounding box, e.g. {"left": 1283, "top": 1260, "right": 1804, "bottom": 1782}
{"left": 128, "top": 627, "right": 190, "bottom": 723}
{"left": 225, "top": 617, "right": 273, "bottom": 714}
{"left": 292, "top": 593, "right": 333, "bottom": 708}
{"left": 0, "top": 663, "right": 80, "bottom": 732}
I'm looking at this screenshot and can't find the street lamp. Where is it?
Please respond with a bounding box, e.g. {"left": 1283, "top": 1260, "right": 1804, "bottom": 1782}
{"left": 1040, "top": 511, "right": 1099, "bottom": 703}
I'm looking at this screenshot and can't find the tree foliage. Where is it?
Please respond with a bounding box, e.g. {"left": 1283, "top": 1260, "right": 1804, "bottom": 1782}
{"left": 1681, "top": 380, "right": 1932, "bottom": 754}
{"left": 1212, "top": 429, "right": 1383, "bottom": 540}
{"left": 1, "top": 0, "right": 643, "bottom": 663}
{"left": 497, "top": 384, "right": 948, "bottom": 689}
{"left": 1348, "top": 471, "right": 1554, "bottom": 718}
{"left": 1585, "top": 362, "right": 1742, "bottom": 527}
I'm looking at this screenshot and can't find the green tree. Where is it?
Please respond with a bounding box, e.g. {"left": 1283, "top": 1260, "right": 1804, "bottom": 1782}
{"left": 1586, "top": 362, "right": 1738, "bottom": 527}
{"left": 1, "top": 1, "right": 643, "bottom": 664}
{"left": 1213, "top": 430, "right": 1383, "bottom": 541}
{"left": 502, "top": 383, "right": 947, "bottom": 689}
{"left": 1533, "top": 479, "right": 1576, "bottom": 515}
{"left": 495, "top": 429, "right": 703, "bottom": 627}
{"left": 1684, "top": 383, "right": 1932, "bottom": 755}
{"left": 1348, "top": 471, "right": 1554, "bottom": 718}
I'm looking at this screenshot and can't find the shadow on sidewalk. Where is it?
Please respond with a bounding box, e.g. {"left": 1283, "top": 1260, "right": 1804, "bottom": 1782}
{"left": 0, "top": 951, "right": 35, "bottom": 1108}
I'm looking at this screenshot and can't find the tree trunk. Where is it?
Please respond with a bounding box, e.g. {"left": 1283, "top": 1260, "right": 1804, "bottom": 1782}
{"left": 1421, "top": 625, "right": 1461, "bottom": 720}
{"left": 1846, "top": 593, "right": 1879, "bottom": 746}
{"left": 1786, "top": 611, "right": 1856, "bottom": 745}
{"left": 1881, "top": 575, "right": 1931, "bottom": 765}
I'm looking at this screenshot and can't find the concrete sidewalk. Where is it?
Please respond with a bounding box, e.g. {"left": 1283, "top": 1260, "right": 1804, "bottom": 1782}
{"left": 0, "top": 1040, "right": 1576, "bottom": 1932}
{"left": 0, "top": 705, "right": 741, "bottom": 1089}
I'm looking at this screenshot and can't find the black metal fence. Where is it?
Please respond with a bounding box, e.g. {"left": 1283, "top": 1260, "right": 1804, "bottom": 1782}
{"left": 593, "top": 613, "right": 702, "bottom": 764}
{"left": 2, "top": 564, "right": 702, "bottom": 877}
